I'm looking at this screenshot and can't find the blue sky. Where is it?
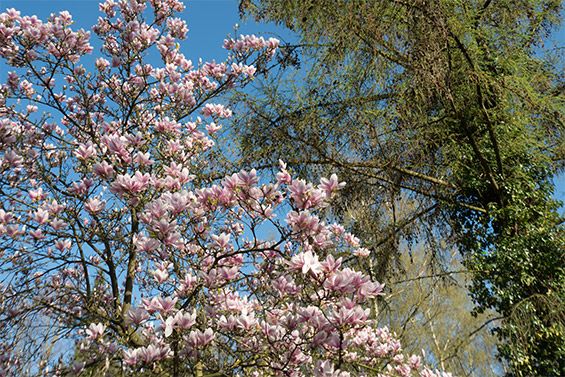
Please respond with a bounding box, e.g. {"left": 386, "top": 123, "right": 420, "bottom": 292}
{"left": 0, "top": 2, "right": 561, "bottom": 372}
{"left": 1, "top": 0, "right": 563, "bottom": 210}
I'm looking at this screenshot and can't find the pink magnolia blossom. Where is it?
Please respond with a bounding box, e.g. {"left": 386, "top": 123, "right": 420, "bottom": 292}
{"left": 84, "top": 197, "right": 105, "bottom": 214}
{"left": 319, "top": 173, "right": 346, "bottom": 196}
{"left": 85, "top": 323, "right": 106, "bottom": 341}
{"left": 290, "top": 250, "right": 323, "bottom": 276}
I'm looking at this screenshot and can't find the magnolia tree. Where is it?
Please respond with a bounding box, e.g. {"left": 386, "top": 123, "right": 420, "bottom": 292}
{"left": 0, "top": 1, "right": 451, "bottom": 376}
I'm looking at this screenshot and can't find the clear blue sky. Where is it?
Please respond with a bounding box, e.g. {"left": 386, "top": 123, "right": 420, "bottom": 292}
{"left": 1, "top": 0, "right": 563, "bottom": 210}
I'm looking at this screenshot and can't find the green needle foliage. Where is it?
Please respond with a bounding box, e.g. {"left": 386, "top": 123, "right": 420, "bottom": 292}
{"left": 231, "top": 0, "right": 565, "bottom": 375}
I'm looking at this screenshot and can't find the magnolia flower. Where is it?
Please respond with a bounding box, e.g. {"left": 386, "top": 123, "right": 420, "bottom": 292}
{"left": 289, "top": 179, "right": 326, "bottom": 209}
{"left": 33, "top": 209, "right": 49, "bottom": 224}
{"left": 319, "top": 174, "right": 346, "bottom": 196}
{"left": 353, "top": 247, "right": 371, "bottom": 257}
{"left": 152, "top": 268, "right": 169, "bottom": 284}
{"left": 315, "top": 360, "right": 350, "bottom": 377}
{"left": 84, "top": 197, "right": 105, "bottom": 214}
{"left": 138, "top": 344, "right": 170, "bottom": 364}
{"left": 290, "top": 250, "right": 323, "bottom": 276}
{"left": 188, "top": 328, "right": 215, "bottom": 348}
{"left": 29, "top": 188, "right": 46, "bottom": 201}
{"left": 142, "top": 296, "right": 177, "bottom": 315}
{"left": 93, "top": 161, "right": 115, "bottom": 178}
{"left": 173, "top": 310, "right": 197, "bottom": 329}
{"left": 163, "top": 316, "right": 175, "bottom": 338}
{"left": 211, "top": 232, "right": 231, "bottom": 250}
{"left": 201, "top": 103, "right": 232, "bottom": 118}
{"left": 54, "top": 239, "right": 72, "bottom": 252}
{"left": 95, "top": 57, "right": 110, "bottom": 71}
{"left": 126, "top": 307, "right": 149, "bottom": 325}
{"left": 85, "top": 323, "right": 106, "bottom": 341}
{"left": 205, "top": 122, "right": 222, "bottom": 134}
{"left": 74, "top": 142, "right": 97, "bottom": 160}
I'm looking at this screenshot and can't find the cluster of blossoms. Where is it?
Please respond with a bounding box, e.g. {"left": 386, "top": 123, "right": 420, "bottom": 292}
{"left": 0, "top": 0, "right": 451, "bottom": 376}
{"left": 223, "top": 34, "right": 280, "bottom": 58}
{"left": 0, "top": 8, "right": 93, "bottom": 65}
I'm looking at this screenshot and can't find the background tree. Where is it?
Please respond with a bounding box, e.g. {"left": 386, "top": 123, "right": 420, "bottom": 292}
{"left": 385, "top": 246, "right": 502, "bottom": 376}
{"left": 231, "top": 1, "right": 565, "bottom": 375}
